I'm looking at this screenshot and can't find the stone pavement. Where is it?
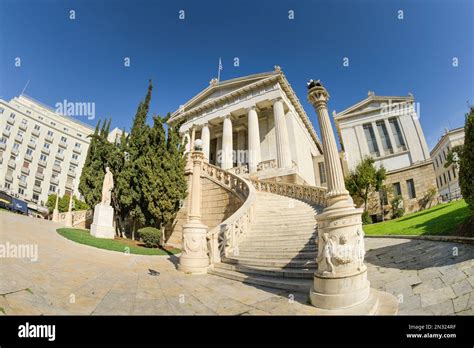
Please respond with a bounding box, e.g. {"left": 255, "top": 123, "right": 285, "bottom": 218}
{"left": 0, "top": 211, "right": 473, "bottom": 315}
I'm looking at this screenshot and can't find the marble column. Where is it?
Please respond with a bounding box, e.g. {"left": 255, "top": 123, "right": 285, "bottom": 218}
{"left": 221, "top": 116, "right": 233, "bottom": 170}
{"left": 273, "top": 98, "right": 292, "bottom": 169}
{"left": 52, "top": 189, "right": 60, "bottom": 222}
{"left": 178, "top": 149, "right": 209, "bottom": 274}
{"left": 190, "top": 127, "right": 196, "bottom": 152}
{"left": 307, "top": 80, "right": 396, "bottom": 313}
{"left": 201, "top": 124, "right": 210, "bottom": 161}
{"left": 247, "top": 106, "right": 262, "bottom": 173}
{"left": 65, "top": 192, "right": 73, "bottom": 227}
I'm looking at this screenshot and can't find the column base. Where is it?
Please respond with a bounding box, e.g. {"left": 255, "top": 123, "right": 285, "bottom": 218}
{"left": 309, "top": 288, "right": 398, "bottom": 315}
{"left": 178, "top": 221, "right": 209, "bottom": 274}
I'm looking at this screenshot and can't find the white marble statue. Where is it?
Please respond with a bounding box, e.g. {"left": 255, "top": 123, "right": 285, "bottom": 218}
{"left": 355, "top": 228, "right": 366, "bottom": 270}
{"left": 318, "top": 233, "right": 336, "bottom": 275}
{"left": 101, "top": 167, "right": 114, "bottom": 206}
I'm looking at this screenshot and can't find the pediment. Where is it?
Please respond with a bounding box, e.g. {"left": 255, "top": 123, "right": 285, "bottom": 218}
{"left": 336, "top": 95, "right": 413, "bottom": 119}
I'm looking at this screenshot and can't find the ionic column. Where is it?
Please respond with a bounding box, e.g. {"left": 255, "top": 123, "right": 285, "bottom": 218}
{"left": 221, "top": 116, "right": 233, "bottom": 170}
{"left": 247, "top": 106, "right": 262, "bottom": 173}
{"left": 201, "top": 124, "right": 210, "bottom": 161}
{"left": 190, "top": 126, "right": 196, "bottom": 152}
{"left": 273, "top": 98, "right": 292, "bottom": 169}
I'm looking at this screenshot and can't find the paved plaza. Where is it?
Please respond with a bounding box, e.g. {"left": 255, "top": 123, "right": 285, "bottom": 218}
{"left": 0, "top": 211, "right": 473, "bottom": 315}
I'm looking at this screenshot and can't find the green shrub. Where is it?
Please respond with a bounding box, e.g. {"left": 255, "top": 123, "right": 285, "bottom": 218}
{"left": 138, "top": 227, "right": 162, "bottom": 248}
{"left": 362, "top": 211, "right": 372, "bottom": 225}
{"left": 391, "top": 196, "right": 405, "bottom": 219}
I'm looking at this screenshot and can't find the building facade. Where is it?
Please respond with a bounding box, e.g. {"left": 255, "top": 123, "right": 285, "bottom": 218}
{"left": 168, "top": 67, "right": 324, "bottom": 186}
{"left": 0, "top": 95, "right": 94, "bottom": 210}
{"left": 430, "top": 127, "right": 465, "bottom": 201}
{"left": 334, "top": 92, "right": 437, "bottom": 218}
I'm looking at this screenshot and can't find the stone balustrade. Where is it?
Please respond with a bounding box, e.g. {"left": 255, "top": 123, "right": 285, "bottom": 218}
{"left": 203, "top": 162, "right": 257, "bottom": 264}
{"left": 250, "top": 179, "right": 328, "bottom": 207}
{"left": 57, "top": 209, "right": 93, "bottom": 228}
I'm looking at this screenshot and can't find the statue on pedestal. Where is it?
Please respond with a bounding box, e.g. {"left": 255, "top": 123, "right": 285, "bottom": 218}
{"left": 101, "top": 167, "right": 114, "bottom": 206}
{"left": 90, "top": 167, "right": 115, "bottom": 239}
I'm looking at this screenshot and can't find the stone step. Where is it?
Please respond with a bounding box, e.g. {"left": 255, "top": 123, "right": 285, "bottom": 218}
{"left": 239, "top": 241, "right": 317, "bottom": 249}
{"left": 247, "top": 229, "right": 316, "bottom": 236}
{"left": 223, "top": 256, "right": 317, "bottom": 269}
{"left": 214, "top": 262, "right": 315, "bottom": 279}
{"left": 250, "top": 220, "right": 316, "bottom": 227}
{"left": 208, "top": 267, "right": 312, "bottom": 292}
{"left": 238, "top": 244, "right": 318, "bottom": 253}
{"left": 234, "top": 250, "right": 316, "bottom": 260}
{"left": 243, "top": 235, "right": 317, "bottom": 243}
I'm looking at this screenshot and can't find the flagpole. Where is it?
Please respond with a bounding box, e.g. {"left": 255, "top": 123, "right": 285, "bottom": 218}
{"left": 217, "top": 57, "right": 221, "bottom": 82}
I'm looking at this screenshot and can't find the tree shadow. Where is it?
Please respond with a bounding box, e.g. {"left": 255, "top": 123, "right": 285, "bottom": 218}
{"left": 365, "top": 238, "right": 474, "bottom": 271}
{"left": 391, "top": 204, "right": 450, "bottom": 223}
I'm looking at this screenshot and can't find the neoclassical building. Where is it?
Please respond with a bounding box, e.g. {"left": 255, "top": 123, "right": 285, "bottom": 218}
{"left": 168, "top": 66, "right": 324, "bottom": 186}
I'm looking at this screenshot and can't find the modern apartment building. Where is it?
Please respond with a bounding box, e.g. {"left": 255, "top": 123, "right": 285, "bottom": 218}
{"left": 430, "top": 127, "right": 465, "bottom": 201}
{"left": 334, "top": 91, "right": 437, "bottom": 218}
{"left": 0, "top": 95, "right": 94, "bottom": 210}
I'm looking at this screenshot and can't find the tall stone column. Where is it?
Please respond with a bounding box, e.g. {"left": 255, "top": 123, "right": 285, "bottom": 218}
{"left": 178, "top": 145, "right": 209, "bottom": 274}
{"left": 221, "top": 116, "right": 233, "bottom": 170}
{"left": 52, "top": 190, "right": 60, "bottom": 222}
{"left": 306, "top": 80, "right": 397, "bottom": 313}
{"left": 190, "top": 126, "right": 196, "bottom": 152}
{"left": 247, "top": 106, "right": 261, "bottom": 173}
{"left": 273, "top": 98, "right": 292, "bottom": 169}
{"left": 65, "top": 192, "right": 73, "bottom": 227}
{"left": 201, "top": 124, "right": 210, "bottom": 161}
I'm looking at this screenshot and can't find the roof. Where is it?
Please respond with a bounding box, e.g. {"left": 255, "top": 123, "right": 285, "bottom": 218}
{"left": 167, "top": 67, "right": 323, "bottom": 153}
{"left": 429, "top": 126, "right": 465, "bottom": 156}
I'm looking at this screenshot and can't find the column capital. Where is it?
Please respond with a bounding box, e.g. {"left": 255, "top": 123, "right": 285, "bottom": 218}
{"left": 272, "top": 97, "right": 284, "bottom": 105}
{"left": 245, "top": 105, "right": 258, "bottom": 113}
{"left": 307, "top": 80, "right": 330, "bottom": 108}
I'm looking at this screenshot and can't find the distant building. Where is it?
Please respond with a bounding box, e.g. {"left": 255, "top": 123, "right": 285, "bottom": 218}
{"left": 334, "top": 92, "right": 437, "bottom": 218}
{"left": 430, "top": 127, "right": 465, "bottom": 201}
{"left": 0, "top": 95, "right": 94, "bottom": 209}
{"left": 107, "top": 127, "right": 127, "bottom": 145}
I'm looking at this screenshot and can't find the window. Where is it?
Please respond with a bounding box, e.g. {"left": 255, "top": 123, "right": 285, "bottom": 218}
{"left": 9, "top": 113, "right": 15, "bottom": 119}
{"left": 439, "top": 154, "right": 443, "bottom": 164}
{"left": 50, "top": 121, "right": 56, "bottom": 126}
{"left": 435, "top": 158, "right": 439, "bottom": 168}
{"left": 32, "top": 193, "right": 39, "bottom": 202}
{"left": 47, "top": 130, "right": 54, "bottom": 136}
{"left": 443, "top": 173, "right": 447, "bottom": 185}
{"left": 34, "top": 180, "right": 41, "bottom": 187}
{"left": 69, "top": 164, "right": 77, "bottom": 172}
{"left": 23, "top": 161, "right": 29, "bottom": 168}
{"left": 443, "top": 150, "right": 447, "bottom": 161}
{"left": 75, "top": 142, "right": 81, "bottom": 148}
{"left": 40, "top": 154, "right": 47, "bottom": 161}
{"left": 0, "top": 107, "right": 4, "bottom": 114}
{"left": 4, "top": 182, "right": 10, "bottom": 189}
{"left": 39, "top": 116, "right": 44, "bottom": 120}
{"left": 77, "top": 133, "right": 82, "bottom": 138}
{"left": 436, "top": 177, "right": 439, "bottom": 189}
{"left": 448, "top": 170, "right": 451, "bottom": 182}
{"left": 21, "top": 118, "right": 27, "bottom": 125}
{"left": 49, "top": 185, "right": 57, "bottom": 192}
{"left": 43, "top": 142, "right": 50, "bottom": 149}
{"left": 376, "top": 120, "right": 393, "bottom": 154}
{"left": 453, "top": 168, "right": 457, "bottom": 179}
{"left": 393, "top": 182, "right": 402, "bottom": 197}
{"left": 19, "top": 175, "right": 27, "bottom": 183}
{"left": 26, "top": 148, "right": 33, "bottom": 156}
{"left": 58, "top": 148, "right": 65, "bottom": 154}
{"left": 72, "top": 153, "right": 79, "bottom": 160}
{"left": 64, "top": 127, "right": 69, "bottom": 132}
{"left": 13, "top": 142, "right": 20, "bottom": 150}
{"left": 37, "top": 166, "right": 44, "bottom": 174}
{"left": 388, "top": 118, "right": 406, "bottom": 151}
{"left": 61, "top": 136, "right": 67, "bottom": 142}
{"left": 5, "top": 124, "right": 11, "bottom": 131}
{"left": 0, "top": 137, "right": 6, "bottom": 144}
{"left": 54, "top": 159, "right": 61, "bottom": 166}
{"left": 34, "top": 124, "right": 40, "bottom": 131}
{"left": 318, "top": 162, "right": 326, "bottom": 184}
{"left": 406, "top": 179, "right": 416, "bottom": 199}
{"left": 30, "top": 137, "right": 37, "bottom": 144}
{"left": 18, "top": 187, "right": 25, "bottom": 195}
{"left": 363, "top": 123, "right": 380, "bottom": 156}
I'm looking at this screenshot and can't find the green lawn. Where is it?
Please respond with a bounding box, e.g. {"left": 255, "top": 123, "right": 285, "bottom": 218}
{"left": 363, "top": 199, "right": 471, "bottom": 236}
{"left": 57, "top": 228, "right": 181, "bottom": 255}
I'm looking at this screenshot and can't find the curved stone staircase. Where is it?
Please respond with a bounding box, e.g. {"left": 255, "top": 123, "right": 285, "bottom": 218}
{"left": 208, "top": 190, "right": 322, "bottom": 292}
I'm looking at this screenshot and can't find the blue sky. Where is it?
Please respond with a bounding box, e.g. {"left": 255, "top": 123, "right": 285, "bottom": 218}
{"left": 0, "top": 0, "right": 472, "bottom": 149}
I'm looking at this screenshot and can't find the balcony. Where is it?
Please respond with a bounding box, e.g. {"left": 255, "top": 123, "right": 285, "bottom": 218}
{"left": 19, "top": 123, "right": 28, "bottom": 131}
{"left": 7, "top": 118, "right": 15, "bottom": 126}
{"left": 70, "top": 158, "right": 79, "bottom": 166}
{"left": 59, "top": 141, "right": 68, "bottom": 149}
{"left": 56, "top": 152, "right": 64, "bottom": 161}
{"left": 5, "top": 174, "right": 13, "bottom": 182}
{"left": 52, "top": 164, "right": 61, "bottom": 173}
{"left": 65, "top": 181, "right": 74, "bottom": 190}
{"left": 21, "top": 166, "right": 30, "bottom": 175}
{"left": 35, "top": 172, "right": 44, "bottom": 180}
{"left": 33, "top": 185, "right": 42, "bottom": 194}
{"left": 11, "top": 148, "right": 19, "bottom": 156}
{"left": 50, "top": 177, "right": 59, "bottom": 185}
{"left": 45, "top": 135, "right": 54, "bottom": 143}
{"left": 18, "top": 180, "right": 27, "bottom": 188}
{"left": 73, "top": 146, "right": 82, "bottom": 154}
{"left": 15, "top": 135, "right": 23, "bottom": 144}
{"left": 27, "top": 140, "right": 36, "bottom": 149}
{"left": 38, "top": 160, "right": 47, "bottom": 167}
{"left": 0, "top": 143, "right": 5, "bottom": 151}
{"left": 8, "top": 159, "right": 16, "bottom": 169}
{"left": 67, "top": 170, "right": 76, "bottom": 178}
{"left": 2, "top": 129, "right": 10, "bottom": 138}
{"left": 32, "top": 129, "right": 40, "bottom": 137}
{"left": 24, "top": 154, "right": 33, "bottom": 162}
{"left": 41, "top": 147, "right": 50, "bottom": 155}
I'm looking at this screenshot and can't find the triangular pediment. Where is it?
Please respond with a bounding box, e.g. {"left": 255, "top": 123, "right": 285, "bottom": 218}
{"left": 335, "top": 95, "right": 414, "bottom": 119}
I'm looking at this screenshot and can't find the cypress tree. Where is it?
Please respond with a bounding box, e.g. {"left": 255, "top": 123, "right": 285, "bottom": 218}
{"left": 460, "top": 107, "right": 474, "bottom": 213}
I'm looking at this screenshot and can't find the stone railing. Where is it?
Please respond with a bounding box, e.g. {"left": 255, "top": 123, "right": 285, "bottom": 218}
{"left": 250, "top": 179, "right": 328, "bottom": 207}
{"left": 256, "top": 159, "right": 298, "bottom": 171}
{"left": 227, "top": 164, "right": 249, "bottom": 176}
{"left": 58, "top": 209, "right": 93, "bottom": 227}
{"left": 202, "top": 162, "right": 257, "bottom": 264}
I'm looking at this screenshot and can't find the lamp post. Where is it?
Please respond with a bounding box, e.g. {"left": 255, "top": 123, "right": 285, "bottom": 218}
{"left": 178, "top": 139, "right": 209, "bottom": 274}
{"left": 306, "top": 80, "right": 397, "bottom": 313}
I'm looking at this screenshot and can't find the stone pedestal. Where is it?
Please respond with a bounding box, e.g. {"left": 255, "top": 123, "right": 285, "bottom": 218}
{"left": 52, "top": 209, "right": 59, "bottom": 222}
{"left": 90, "top": 203, "right": 115, "bottom": 239}
{"left": 178, "top": 221, "right": 208, "bottom": 274}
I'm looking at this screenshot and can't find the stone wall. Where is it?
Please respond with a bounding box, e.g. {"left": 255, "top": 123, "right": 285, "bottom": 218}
{"left": 165, "top": 176, "right": 243, "bottom": 247}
